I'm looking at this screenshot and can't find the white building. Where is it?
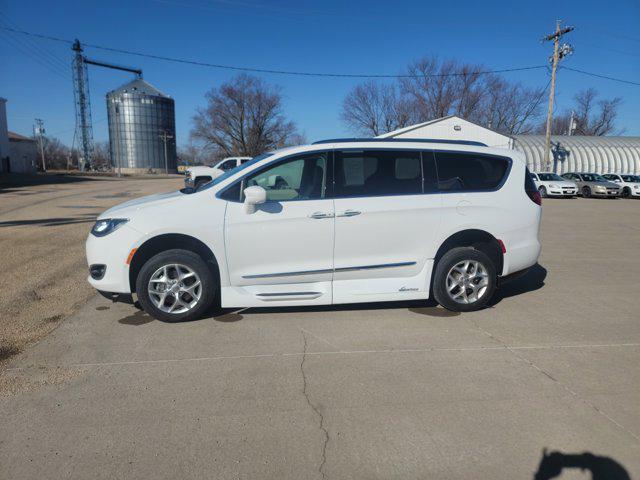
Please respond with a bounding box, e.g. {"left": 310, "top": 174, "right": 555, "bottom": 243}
{"left": 379, "top": 115, "right": 640, "bottom": 174}
{"left": 8, "top": 131, "right": 38, "bottom": 174}
{"left": 0, "top": 98, "right": 9, "bottom": 173}
{"left": 378, "top": 115, "right": 513, "bottom": 149}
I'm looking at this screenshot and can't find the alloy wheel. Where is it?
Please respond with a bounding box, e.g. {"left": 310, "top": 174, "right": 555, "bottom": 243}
{"left": 147, "top": 264, "right": 202, "bottom": 314}
{"left": 445, "top": 260, "right": 489, "bottom": 304}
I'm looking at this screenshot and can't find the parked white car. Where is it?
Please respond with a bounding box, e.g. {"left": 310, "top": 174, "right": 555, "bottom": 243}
{"left": 602, "top": 174, "right": 640, "bottom": 198}
{"left": 87, "top": 139, "right": 542, "bottom": 321}
{"left": 184, "top": 157, "right": 252, "bottom": 189}
{"left": 530, "top": 172, "right": 578, "bottom": 198}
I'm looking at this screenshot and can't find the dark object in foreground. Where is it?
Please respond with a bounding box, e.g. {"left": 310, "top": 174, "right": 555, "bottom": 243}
{"left": 534, "top": 449, "right": 630, "bottom": 480}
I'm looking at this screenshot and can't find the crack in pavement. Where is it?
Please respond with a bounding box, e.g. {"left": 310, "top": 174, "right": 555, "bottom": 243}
{"left": 300, "top": 330, "right": 330, "bottom": 479}
{"left": 469, "top": 318, "right": 640, "bottom": 444}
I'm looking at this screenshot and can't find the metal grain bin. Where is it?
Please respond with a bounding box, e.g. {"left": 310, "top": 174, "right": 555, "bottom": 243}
{"left": 107, "top": 79, "right": 176, "bottom": 174}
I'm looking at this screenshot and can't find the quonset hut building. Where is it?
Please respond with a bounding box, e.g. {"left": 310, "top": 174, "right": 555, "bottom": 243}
{"left": 380, "top": 116, "right": 640, "bottom": 175}
{"left": 107, "top": 79, "right": 177, "bottom": 174}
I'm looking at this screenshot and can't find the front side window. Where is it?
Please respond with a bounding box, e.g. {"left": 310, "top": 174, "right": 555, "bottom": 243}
{"left": 334, "top": 150, "right": 422, "bottom": 197}
{"left": 219, "top": 160, "right": 237, "bottom": 171}
{"left": 435, "top": 152, "right": 510, "bottom": 191}
{"left": 244, "top": 152, "right": 327, "bottom": 202}
{"left": 538, "top": 173, "right": 564, "bottom": 181}
{"left": 582, "top": 173, "right": 606, "bottom": 182}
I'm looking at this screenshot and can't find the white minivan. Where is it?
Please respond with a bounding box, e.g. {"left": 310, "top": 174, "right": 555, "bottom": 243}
{"left": 87, "top": 139, "right": 542, "bottom": 321}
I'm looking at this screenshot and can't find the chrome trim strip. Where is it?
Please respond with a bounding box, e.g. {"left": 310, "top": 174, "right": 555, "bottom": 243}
{"left": 256, "top": 292, "right": 322, "bottom": 297}
{"left": 242, "top": 261, "right": 417, "bottom": 279}
{"left": 243, "top": 268, "right": 333, "bottom": 279}
{"left": 335, "top": 261, "right": 416, "bottom": 273}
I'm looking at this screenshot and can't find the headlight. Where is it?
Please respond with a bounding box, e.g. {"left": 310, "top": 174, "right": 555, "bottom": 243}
{"left": 91, "top": 218, "right": 129, "bottom": 237}
{"left": 595, "top": 185, "right": 606, "bottom": 191}
{"left": 549, "top": 184, "right": 558, "bottom": 188}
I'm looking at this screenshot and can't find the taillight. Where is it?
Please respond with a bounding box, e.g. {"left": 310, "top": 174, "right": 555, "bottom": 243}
{"left": 527, "top": 190, "right": 542, "bottom": 206}
{"left": 524, "top": 167, "right": 542, "bottom": 206}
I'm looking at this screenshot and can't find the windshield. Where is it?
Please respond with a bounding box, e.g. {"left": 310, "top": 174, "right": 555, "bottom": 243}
{"left": 622, "top": 175, "right": 640, "bottom": 182}
{"left": 538, "top": 173, "right": 564, "bottom": 181}
{"left": 194, "top": 153, "right": 274, "bottom": 192}
{"left": 582, "top": 173, "right": 607, "bottom": 182}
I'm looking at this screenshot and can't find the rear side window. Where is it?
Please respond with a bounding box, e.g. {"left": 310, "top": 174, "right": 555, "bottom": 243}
{"left": 435, "top": 152, "right": 510, "bottom": 191}
{"left": 334, "top": 150, "right": 422, "bottom": 197}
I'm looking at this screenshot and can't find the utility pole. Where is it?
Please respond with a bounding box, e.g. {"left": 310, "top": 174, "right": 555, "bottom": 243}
{"left": 159, "top": 130, "right": 174, "bottom": 175}
{"left": 542, "top": 21, "right": 574, "bottom": 171}
{"left": 114, "top": 105, "right": 122, "bottom": 178}
{"left": 34, "top": 118, "right": 46, "bottom": 172}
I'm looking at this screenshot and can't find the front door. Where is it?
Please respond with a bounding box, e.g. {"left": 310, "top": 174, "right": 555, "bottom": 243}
{"left": 224, "top": 151, "right": 334, "bottom": 306}
{"left": 331, "top": 149, "right": 442, "bottom": 304}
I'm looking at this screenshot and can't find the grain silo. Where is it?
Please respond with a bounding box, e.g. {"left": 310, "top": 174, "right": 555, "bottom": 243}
{"left": 106, "top": 79, "right": 176, "bottom": 174}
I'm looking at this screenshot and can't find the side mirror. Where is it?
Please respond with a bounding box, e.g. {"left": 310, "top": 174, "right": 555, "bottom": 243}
{"left": 243, "top": 186, "right": 266, "bottom": 214}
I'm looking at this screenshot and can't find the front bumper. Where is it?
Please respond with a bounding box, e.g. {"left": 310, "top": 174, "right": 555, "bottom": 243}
{"left": 547, "top": 188, "right": 577, "bottom": 196}
{"left": 86, "top": 225, "right": 140, "bottom": 293}
{"left": 592, "top": 189, "right": 620, "bottom": 197}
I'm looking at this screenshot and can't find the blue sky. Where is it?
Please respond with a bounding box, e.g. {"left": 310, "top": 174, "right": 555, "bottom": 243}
{"left": 1, "top": 0, "right": 639, "bottom": 148}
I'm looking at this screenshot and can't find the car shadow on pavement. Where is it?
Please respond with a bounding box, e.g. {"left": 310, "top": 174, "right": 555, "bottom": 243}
{"left": 490, "top": 263, "right": 547, "bottom": 307}
{"left": 213, "top": 299, "right": 461, "bottom": 322}
{"left": 533, "top": 449, "right": 630, "bottom": 480}
{"left": 0, "top": 213, "right": 99, "bottom": 228}
{"left": 0, "top": 173, "right": 102, "bottom": 191}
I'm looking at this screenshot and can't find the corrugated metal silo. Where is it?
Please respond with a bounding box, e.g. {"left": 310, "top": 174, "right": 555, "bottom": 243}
{"left": 107, "top": 79, "right": 177, "bottom": 173}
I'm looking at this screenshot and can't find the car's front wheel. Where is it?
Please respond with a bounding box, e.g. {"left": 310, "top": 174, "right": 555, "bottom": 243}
{"left": 621, "top": 187, "right": 631, "bottom": 198}
{"left": 582, "top": 186, "right": 591, "bottom": 198}
{"left": 136, "top": 249, "right": 216, "bottom": 322}
{"left": 538, "top": 186, "right": 547, "bottom": 198}
{"left": 433, "top": 247, "right": 497, "bottom": 312}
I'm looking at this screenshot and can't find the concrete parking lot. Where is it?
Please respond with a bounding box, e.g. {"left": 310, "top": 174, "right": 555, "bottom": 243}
{"left": 1, "top": 178, "right": 639, "bottom": 479}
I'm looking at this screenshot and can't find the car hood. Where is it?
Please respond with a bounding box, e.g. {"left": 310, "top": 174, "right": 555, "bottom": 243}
{"left": 98, "top": 190, "right": 184, "bottom": 219}
{"left": 588, "top": 181, "right": 619, "bottom": 188}
{"left": 544, "top": 180, "right": 576, "bottom": 187}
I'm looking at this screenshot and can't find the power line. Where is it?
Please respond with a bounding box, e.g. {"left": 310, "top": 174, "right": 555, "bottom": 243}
{"left": 2, "top": 25, "right": 638, "bottom": 86}
{"left": 561, "top": 66, "right": 640, "bottom": 86}
{"left": 0, "top": 31, "right": 70, "bottom": 82}
{"left": 0, "top": 15, "right": 71, "bottom": 78}
{"left": 0, "top": 25, "right": 547, "bottom": 78}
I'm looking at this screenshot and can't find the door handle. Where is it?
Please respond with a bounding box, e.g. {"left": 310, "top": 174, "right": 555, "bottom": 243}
{"left": 337, "top": 209, "right": 361, "bottom": 217}
{"left": 309, "top": 212, "right": 334, "bottom": 219}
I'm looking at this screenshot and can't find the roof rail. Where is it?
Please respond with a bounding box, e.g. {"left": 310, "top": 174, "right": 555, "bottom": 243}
{"left": 311, "top": 138, "right": 488, "bottom": 147}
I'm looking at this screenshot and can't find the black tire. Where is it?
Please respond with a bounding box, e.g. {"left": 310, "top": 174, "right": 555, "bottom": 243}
{"left": 582, "top": 186, "right": 591, "bottom": 198}
{"left": 538, "top": 186, "right": 547, "bottom": 198}
{"left": 621, "top": 187, "right": 631, "bottom": 198}
{"left": 433, "top": 247, "right": 497, "bottom": 312}
{"left": 136, "top": 249, "right": 217, "bottom": 322}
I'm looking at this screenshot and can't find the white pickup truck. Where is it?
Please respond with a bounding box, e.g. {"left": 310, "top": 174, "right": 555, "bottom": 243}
{"left": 184, "top": 157, "right": 252, "bottom": 189}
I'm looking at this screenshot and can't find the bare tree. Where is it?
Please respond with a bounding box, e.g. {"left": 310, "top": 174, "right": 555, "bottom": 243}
{"left": 400, "top": 57, "right": 487, "bottom": 121}
{"left": 39, "top": 136, "right": 70, "bottom": 170}
{"left": 476, "top": 75, "right": 546, "bottom": 134}
{"left": 341, "top": 81, "right": 413, "bottom": 136}
{"left": 539, "top": 112, "right": 572, "bottom": 135}
{"left": 191, "top": 74, "right": 298, "bottom": 157}
{"left": 573, "top": 88, "right": 623, "bottom": 136}
{"left": 536, "top": 88, "right": 623, "bottom": 136}
{"left": 394, "top": 56, "right": 545, "bottom": 134}
{"left": 92, "top": 141, "right": 111, "bottom": 171}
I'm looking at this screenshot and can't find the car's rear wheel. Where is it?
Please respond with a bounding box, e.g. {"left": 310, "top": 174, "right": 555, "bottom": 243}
{"left": 136, "top": 249, "right": 216, "bottom": 322}
{"left": 538, "top": 186, "right": 547, "bottom": 198}
{"left": 433, "top": 247, "right": 497, "bottom": 312}
{"left": 582, "top": 186, "right": 591, "bottom": 198}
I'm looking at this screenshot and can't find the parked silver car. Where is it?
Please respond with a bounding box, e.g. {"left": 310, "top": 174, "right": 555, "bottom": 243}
{"left": 561, "top": 172, "right": 621, "bottom": 198}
